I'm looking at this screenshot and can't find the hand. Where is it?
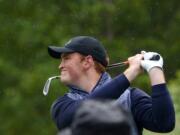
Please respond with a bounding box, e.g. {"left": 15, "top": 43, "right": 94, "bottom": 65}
{"left": 124, "top": 54, "right": 144, "bottom": 82}
{"left": 140, "top": 51, "right": 163, "bottom": 72}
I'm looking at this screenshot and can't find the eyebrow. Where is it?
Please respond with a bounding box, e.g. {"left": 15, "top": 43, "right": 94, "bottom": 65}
{"left": 61, "top": 53, "right": 73, "bottom": 58}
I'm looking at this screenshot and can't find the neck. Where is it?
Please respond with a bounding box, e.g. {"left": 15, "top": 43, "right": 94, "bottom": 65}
{"left": 75, "top": 71, "right": 102, "bottom": 93}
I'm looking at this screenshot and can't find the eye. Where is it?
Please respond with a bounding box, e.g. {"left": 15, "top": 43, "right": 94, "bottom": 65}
{"left": 61, "top": 53, "right": 72, "bottom": 60}
{"left": 62, "top": 55, "right": 71, "bottom": 60}
{"left": 64, "top": 56, "right": 70, "bottom": 60}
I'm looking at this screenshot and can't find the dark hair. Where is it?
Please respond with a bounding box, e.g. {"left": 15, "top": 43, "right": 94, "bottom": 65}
{"left": 94, "top": 60, "right": 106, "bottom": 73}
{"left": 80, "top": 54, "right": 109, "bottom": 74}
{"left": 59, "top": 100, "right": 136, "bottom": 135}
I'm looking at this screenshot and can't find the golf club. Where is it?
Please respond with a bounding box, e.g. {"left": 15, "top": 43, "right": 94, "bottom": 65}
{"left": 43, "top": 76, "right": 60, "bottom": 96}
{"left": 43, "top": 54, "right": 160, "bottom": 95}
{"left": 107, "top": 61, "right": 128, "bottom": 69}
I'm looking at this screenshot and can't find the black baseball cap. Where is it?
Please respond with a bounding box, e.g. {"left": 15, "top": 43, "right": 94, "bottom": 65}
{"left": 48, "top": 36, "right": 108, "bottom": 67}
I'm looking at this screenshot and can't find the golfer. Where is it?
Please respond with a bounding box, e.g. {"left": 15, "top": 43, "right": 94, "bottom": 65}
{"left": 48, "top": 36, "right": 175, "bottom": 135}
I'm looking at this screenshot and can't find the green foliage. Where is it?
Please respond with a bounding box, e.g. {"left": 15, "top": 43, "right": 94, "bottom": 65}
{"left": 0, "top": 0, "right": 179, "bottom": 134}
{"left": 169, "top": 71, "right": 180, "bottom": 113}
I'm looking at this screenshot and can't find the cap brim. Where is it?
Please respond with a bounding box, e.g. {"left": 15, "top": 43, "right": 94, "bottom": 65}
{"left": 48, "top": 46, "right": 74, "bottom": 59}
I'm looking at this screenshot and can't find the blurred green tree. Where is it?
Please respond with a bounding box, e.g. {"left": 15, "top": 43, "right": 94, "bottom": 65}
{"left": 0, "top": 0, "right": 179, "bottom": 134}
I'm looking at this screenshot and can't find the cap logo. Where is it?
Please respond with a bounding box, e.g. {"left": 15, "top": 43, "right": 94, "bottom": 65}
{"left": 65, "top": 39, "right": 72, "bottom": 46}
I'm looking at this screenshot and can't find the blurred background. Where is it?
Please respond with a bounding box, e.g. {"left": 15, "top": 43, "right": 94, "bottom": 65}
{"left": 0, "top": 0, "right": 179, "bottom": 134}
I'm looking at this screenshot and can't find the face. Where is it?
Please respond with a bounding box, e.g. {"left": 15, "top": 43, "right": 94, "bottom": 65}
{"left": 59, "top": 53, "right": 85, "bottom": 85}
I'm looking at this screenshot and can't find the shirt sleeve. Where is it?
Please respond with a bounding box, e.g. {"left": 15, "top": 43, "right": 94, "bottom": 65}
{"left": 88, "top": 74, "right": 130, "bottom": 99}
{"left": 51, "top": 74, "right": 130, "bottom": 130}
{"left": 131, "top": 83, "right": 175, "bottom": 133}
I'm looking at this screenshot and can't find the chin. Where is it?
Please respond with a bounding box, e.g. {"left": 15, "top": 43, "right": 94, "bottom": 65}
{"left": 60, "top": 77, "right": 71, "bottom": 84}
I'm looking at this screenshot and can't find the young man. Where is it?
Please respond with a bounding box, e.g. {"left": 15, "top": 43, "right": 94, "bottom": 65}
{"left": 48, "top": 36, "right": 175, "bottom": 135}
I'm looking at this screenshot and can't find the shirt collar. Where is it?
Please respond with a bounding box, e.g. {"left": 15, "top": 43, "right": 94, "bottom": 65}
{"left": 68, "top": 72, "right": 112, "bottom": 94}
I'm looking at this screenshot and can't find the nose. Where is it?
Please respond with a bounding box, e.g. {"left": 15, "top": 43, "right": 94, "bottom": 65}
{"left": 58, "top": 61, "right": 64, "bottom": 70}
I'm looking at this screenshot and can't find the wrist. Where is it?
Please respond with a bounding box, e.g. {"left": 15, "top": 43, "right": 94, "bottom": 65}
{"left": 148, "top": 68, "right": 166, "bottom": 85}
{"left": 124, "top": 67, "right": 141, "bottom": 82}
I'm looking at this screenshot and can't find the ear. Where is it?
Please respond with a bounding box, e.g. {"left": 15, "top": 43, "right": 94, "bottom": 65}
{"left": 82, "top": 55, "right": 94, "bottom": 69}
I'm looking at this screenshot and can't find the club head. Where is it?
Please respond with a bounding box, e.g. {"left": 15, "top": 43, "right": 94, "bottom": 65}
{"left": 43, "top": 76, "right": 60, "bottom": 96}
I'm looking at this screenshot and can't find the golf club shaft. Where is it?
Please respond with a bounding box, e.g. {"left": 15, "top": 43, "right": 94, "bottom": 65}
{"left": 106, "top": 54, "right": 160, "bottom": 69}
{"left": 107, "top": 61, "right": 128, "bottom": 69}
